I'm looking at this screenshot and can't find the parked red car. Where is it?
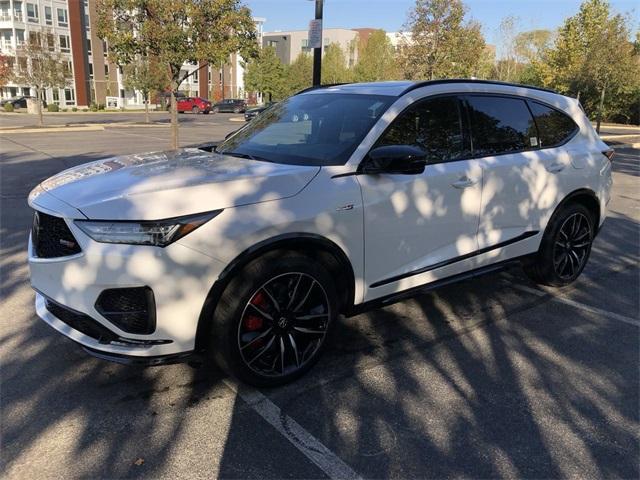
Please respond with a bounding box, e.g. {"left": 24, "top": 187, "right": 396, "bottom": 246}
{"left": 177, "top": 97, "right": 212, "bottom": 114}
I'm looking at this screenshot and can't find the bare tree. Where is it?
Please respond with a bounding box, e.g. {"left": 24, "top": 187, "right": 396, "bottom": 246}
{"left": 12, "top": 30, "right": 71, "bottom": 126}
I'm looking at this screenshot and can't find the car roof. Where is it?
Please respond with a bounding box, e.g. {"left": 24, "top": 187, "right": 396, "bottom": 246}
{"left": 299, "top": 79, "right": 560, "bottom": 98}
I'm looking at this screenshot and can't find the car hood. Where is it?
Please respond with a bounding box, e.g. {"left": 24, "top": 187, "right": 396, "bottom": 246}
{"left": 34, "top": 148, "right": 320, "bottom": 220}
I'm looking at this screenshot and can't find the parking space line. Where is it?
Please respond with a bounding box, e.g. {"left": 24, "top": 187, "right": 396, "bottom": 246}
{"left": 510, "top": 284, "right": 640, "bottom": 327}
{"left": 223, "top": 379, "right": 362, "bottom": 480}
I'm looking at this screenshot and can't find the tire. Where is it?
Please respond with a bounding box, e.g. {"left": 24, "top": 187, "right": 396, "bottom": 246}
{"left": 233, "top": 107, "right": 240, "bottom": 113}
{"left": 192, "top": 106, "right": 200, "bottom": 114}
{"left": 209, "top": 251, "right": 337, "bottom": 387}
{"left": 212, "top": 107, "right": 219, "bottom": 114}
{"left": 524, "top": 203, "right": 595, "bottom": 287}
{"left": 203, "top": 110, "right": 210, "bottom": 115}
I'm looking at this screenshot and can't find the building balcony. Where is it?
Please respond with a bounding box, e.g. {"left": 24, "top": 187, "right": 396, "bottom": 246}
{"left": 0, "top": 13, "right": 25, "bottom": 27}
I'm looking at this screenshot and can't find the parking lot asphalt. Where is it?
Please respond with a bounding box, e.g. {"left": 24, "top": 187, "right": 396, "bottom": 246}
{"left": 1, "top": 117, "right": 638, "bottom": 479}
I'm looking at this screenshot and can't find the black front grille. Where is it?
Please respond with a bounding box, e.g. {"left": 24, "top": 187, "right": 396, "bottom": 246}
{"left": 32, "top": 211, "right": 82, "bottom": 258}
{"left": 95, "top": 287, "right": 156, "bottom": 334}
{"left": 45, "top": 299, "right": 118, "bottom": 344}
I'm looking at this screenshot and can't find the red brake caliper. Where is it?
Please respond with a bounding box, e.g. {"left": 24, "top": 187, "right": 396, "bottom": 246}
{"left": 244, "top": 291, "right": 266, "bottom": 331}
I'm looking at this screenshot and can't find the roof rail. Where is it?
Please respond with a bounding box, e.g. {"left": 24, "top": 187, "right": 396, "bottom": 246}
{"left": 400, "top": 79, "right": 559, "bottom": 96}
{"left": 294, "top": 83, "right": 350, "bottom": 96}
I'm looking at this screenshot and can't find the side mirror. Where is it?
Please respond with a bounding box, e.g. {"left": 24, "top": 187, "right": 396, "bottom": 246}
{"left": 361, "top": 145, "right": 427, "bottom": 175}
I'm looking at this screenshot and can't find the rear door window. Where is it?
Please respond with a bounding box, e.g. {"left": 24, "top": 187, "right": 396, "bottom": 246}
{"left": 465, "top": 95, "right": 538, "bottom": 156}
{"left": 528, "top": 101, "right": 578, "bottom": 147}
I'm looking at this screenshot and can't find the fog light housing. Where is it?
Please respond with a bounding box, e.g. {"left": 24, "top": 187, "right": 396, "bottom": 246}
{"left": 95, "top": 287, "right": 156, "bottom": 334}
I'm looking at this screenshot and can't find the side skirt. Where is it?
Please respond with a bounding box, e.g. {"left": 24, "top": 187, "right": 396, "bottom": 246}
{"left": 345, "top": 256, "right": 530, "bottom": 318}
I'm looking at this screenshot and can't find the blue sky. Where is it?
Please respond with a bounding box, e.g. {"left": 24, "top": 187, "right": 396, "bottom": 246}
{"left": 247, "top": 0, "right": 639, "bottom": 46}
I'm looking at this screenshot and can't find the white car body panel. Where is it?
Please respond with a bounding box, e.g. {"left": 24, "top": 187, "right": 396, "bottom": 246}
{"left": 27, "top": 80, "right": 612, "bottom": 361}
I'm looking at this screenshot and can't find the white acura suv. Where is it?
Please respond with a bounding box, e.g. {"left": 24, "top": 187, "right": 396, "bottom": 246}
{"left": 29, "top": 80, "right": 612, "bottom": 386}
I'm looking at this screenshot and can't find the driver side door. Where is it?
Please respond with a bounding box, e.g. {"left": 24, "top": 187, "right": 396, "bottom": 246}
{"left": 357, "top": 95, "right": 483, "bottom": 300}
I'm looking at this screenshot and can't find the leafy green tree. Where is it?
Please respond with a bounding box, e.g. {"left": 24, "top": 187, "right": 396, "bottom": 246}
{"left": 321, "top": 43, "right": 352, "bottom": 84}
{"left": 12, "top": 31, "right": 71, "bottom": 126}
{"left": 97, "top": 0, "right": 258, "bottom": 148}
{"left": 353, "top": 30, "right": 398, "bottom": 82}
{"left": 282, "top": 52, "right": 313, "bottom": 96}
{"left": 400, "top": 0, "right": 486, "bottom": 80}
{"left": 537, "top": 0, "right": 639, "bottom": 129}
{"left": 123, "top": 57, "right": 168, "bottom": 123}
{"left": 244, "top": 46, "right": 285, "bottom": 101}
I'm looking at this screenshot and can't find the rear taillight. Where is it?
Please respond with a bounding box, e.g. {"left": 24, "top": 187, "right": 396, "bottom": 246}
{"left": 602, "top": 148, "right": 615, "bottom": 161}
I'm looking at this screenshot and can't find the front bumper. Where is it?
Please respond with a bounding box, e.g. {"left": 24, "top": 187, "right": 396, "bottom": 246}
{"left": 29, "top": 212, "right": 226, "bottom": 360}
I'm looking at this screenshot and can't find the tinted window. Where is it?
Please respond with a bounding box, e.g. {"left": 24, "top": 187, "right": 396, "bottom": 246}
{"left": 466, "top": 96, "right": 537, "bottom": 156}
{"left": 529, "top": 101, "right": 578, "bottom": 147}
{"left": 376, "top": 96, "right": 469, "bottom": 163}
{"left": 216, "top": 93, "right": 393, "bottom": 166}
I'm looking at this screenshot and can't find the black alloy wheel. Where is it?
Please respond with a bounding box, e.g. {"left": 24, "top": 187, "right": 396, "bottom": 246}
{"left": 237, "top": 272, "right": 331, "bottom": 378}
{"left": 552, "top": 212, "right": 592, "bottom": 280}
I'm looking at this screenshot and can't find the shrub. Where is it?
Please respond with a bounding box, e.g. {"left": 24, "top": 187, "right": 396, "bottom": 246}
{"left": 3, "top": 103, "right": 14, "bottom": 112}
{"left": 89, "top": 103, "right": 98, "bottom": 112}
{"left": 61, "top": 108, "right": 67, "bottom": 112}
{"left": 97, "top": 103, "right": 105, "bottom": 110}
{"left": 82, "top": 108, "right": 88, "bottom": 112}
{"left": 71, "top": 107, "right": 78, "bottom": 112}
{"left": 47, "top": 104, "right": 59, "bottom": 112}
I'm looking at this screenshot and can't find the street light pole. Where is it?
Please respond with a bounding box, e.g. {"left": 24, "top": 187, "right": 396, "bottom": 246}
{"left": 312, "top": 0, "right": 323, "bottom": 86}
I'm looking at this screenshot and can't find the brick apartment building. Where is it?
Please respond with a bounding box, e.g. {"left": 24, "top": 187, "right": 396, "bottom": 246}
{"left": 0, "top": 0, "right": 265, "bottom": 108}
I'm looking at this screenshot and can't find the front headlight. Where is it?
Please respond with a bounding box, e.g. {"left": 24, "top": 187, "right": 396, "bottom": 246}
{"left": 75, "top": 210, "right": 222, "bottom": 247}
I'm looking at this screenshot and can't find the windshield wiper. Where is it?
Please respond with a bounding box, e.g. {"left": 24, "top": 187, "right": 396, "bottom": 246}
{"left": 222, "top": 151, "right": 272, "bottom": 163}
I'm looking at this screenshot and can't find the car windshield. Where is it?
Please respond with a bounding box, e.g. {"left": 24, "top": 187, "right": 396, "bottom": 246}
{"left": 215, "top": 93, "right": 394, "bottom": 166}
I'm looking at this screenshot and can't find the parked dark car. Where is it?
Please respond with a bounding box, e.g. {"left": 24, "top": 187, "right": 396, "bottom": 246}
{"left": 1, "top": 96, "right": 46, "bottom": 109}
{"left": 244, "top": 102, "right": 277, "bottom": 121}
{"left": 177, "top": 96, "right": 212, "bottom": 114}
{"left": 212, "top": 98, "right": 247, "bottom": 113}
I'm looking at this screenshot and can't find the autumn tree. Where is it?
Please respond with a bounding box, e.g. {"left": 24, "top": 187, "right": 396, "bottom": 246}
{"left": 321, "top": 43, "right": 351, "bottom": 84}
{"left": 12, "top": 31, "right": 71, "bottom": 126}
{"left": 0, "top": 54, "right": 12, "bottom": 89}
{"left": 244, "top": 46, "right": 285, "bottom": 101}
{"left": 537, "top": 0, "right": 639, "bottom": 130}
{"left": 123, "top": 56, "right": 168, "bottom": 123}
{"left": 97, "top": 0, "right": 258, "bottom": 148}
{"left": 353, "top": 30, "right": 398, "bottom": 82}
{"left": 399, "top": 0, "right": 486, "bottom": 80}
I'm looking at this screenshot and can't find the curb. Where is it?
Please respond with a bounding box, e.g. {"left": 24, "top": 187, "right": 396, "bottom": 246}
{"left": 610, "top": 142, "right": 640, "bottom": 149}
{"left": 229, "top": 117, "right": 245, "bottom": 122}
{"left": 0, "top": 125, "right": 104, "bottom": 134}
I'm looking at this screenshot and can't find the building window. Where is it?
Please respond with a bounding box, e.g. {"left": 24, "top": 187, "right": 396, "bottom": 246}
{"left": 88, "top": 63, "right": 93, "bottom": 78}
{"left": 1, "top": 30, "right": 11, "bottom": 49}
{"left": 15, "top": 29, "right": 25, "bottom": 46}
{"left": 102, "top": 39, "right": 108, "bottom": 56}
{"left": 86, "top": 38, "right": 91, "bottom": 55}
{"left": 267, "top": 40, "right": 277, "bottom": 47}
{"left": 26, "top": 2, "right": 38, "bottom": 22}
{"left": 52, "top": 88, "right": 59, "bottom": 104}
{"left": 64, "top": 88, "right": 75, "bottom": 102}
{"left": 46, "top": 33, "right": 54, "bottom": 51}
{"left": 1, "top": 1, "right": 11, "bottom": 20}
{"left": 57, "top": 8, "right": 68, "bottom": 27}
{"left": 104, "top": 64, "right": 109, "bottom": 76}
{"left": 28, "top": 30, "right": 38, "bottom": 44}
{"left": 13, "top": 1, "right": 22, "bottom": 19}
{"left": 193, "top": 69, "right": 198, "bottom": 83}
{"left": 59, "top": 35, "right": 70, "bottom": 53}
{"left": 44, "top": 6, "right": 52, "bottom": 24}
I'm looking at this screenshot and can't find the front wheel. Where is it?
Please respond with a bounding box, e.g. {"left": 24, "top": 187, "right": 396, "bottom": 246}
{"left": 210, "top": 252, "right": 337, "bottom": 386}
{"left": 524, "top": 203, "right": 595, "bottom": 286}
{"left": 192, "top": 106, "right": 200, "bottom": 114}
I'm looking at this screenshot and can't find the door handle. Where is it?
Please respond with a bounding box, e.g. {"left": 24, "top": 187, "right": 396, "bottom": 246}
{"left": 546, "top": 162, "right": 566, "bottom": 173}
{"left": 451, "top": 176, "right": 478, "bottom": 189}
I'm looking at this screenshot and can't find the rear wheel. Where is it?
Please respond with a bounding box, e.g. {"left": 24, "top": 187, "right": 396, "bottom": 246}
{"left": 212, "top": 107, "right": 219, "bottom": 114}
{"left": 233, "top": 107, "right": 241, "bottom": 113}
{"left": 524, "top": 203, "right": 595, "bottom": 286}
{"left": 210, "top": 252, "right": 337, "bottom": 386}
